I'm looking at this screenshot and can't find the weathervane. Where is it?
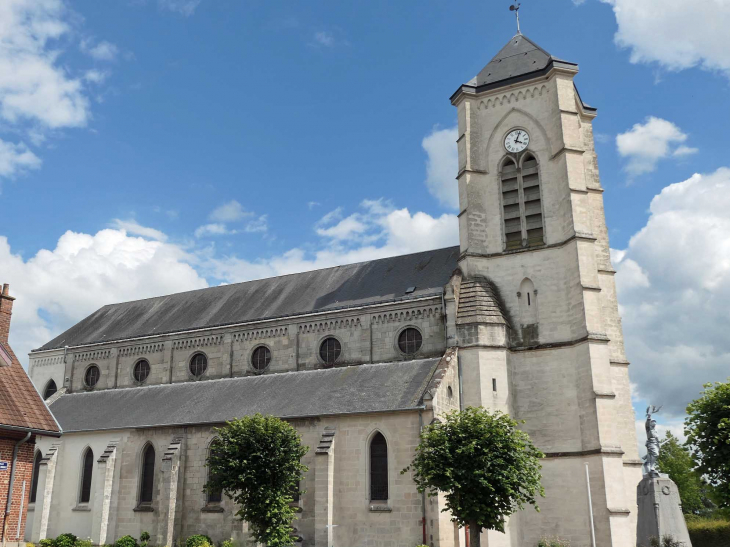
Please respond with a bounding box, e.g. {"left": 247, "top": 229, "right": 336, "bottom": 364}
{"left": 509, "top": 2, "right": 522, "bottom": 35}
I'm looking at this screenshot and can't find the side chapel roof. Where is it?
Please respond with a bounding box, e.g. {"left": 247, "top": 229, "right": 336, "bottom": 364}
{"left": 36, "top": 246, "right": 460, "bottom": 351}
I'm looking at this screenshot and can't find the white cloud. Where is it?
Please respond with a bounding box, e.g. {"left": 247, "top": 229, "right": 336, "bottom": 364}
{"left": 158, "top": 0, "right": 201, "bottom": 16}
{"left": 111, "top": 219, "right": 168, "bottom": 242}
{"left": 673, "top": 145, "right": 699, "bottom": 157}
{"left": 616, "top": 117, "right": 694, "bottom": 176}
{"left": 80, "top": 39, "right": 118, "bottom": 61}
{"left": 599, "top": 0, "right": 730, "bottom": 77}
{"left": 194, "top": 223, "right": 235, "bottom": 238}
{"left": 307, "top": 201, "right": 321, "bottom": 210}
{"left": 209, "top": 200, "right": 252, "bottom": 222}
{"left": 422, "top": 126, "right": 459, "bottom": 209}
{"left": 1, "top": 229, "right": 207, "bottom": 364}
{"left": 316, "top": 214, "right": 368, "bottom": 240}
{"left": 0, "top": 139, "right": 41, "bottom": 179}
{"left": 613, "top": 167, "right": 730, "bottom": 418}
{"left": 83, "top": 69, "right": 109, "bottom": 84}
{"left": 244, "top": 215, "right": 268, "bottom": 234}
{"left": 313, "top": 31, "right": 334, "bottom": 47}
{"left": 0, "top": 0, "right": 90, "bottom": 130}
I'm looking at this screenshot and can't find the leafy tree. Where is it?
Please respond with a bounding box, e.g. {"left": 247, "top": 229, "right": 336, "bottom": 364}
{"left": 402, "top": 407, "right": 544, "bottom": 547}
{"left": 685, "top": 379, "right": 730, "bottom": 507}
{"left": 656, "top": 431, "right": 716, "bottom": 515}
{"left": 205, "top": 414, "right": 308, "bottom": 547}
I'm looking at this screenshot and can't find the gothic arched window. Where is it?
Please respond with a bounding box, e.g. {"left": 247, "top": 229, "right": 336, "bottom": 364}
{"left": 369, "top": 432, "right": 388, "bottom": 501}
{"left": 139, "top": 443, "right": 155, "bottom": 505}
{"left": 500, "top": 154, "right": 544, "bottom": 250}
{"left": 43, "top": 379, "right": 57, "bottom": 400}
{"left": 79, "top": 447, "right": 94, "bottom": 504}
{"left": 207, "top": 439, "right": 223, "bottom": 504}
{"left": 30, "top": 451, "right": 42, "bottom": 503}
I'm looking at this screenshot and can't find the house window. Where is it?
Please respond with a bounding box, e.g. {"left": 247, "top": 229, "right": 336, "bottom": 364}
{"left": 319, "top": 338, "right": 341, "bottom": 366}
{"left": 79, "top": 448, "right": 94, "bottom": 504}
{"left": 133, "top": 360, "right": 150, "bottom": 383}
{"left": 189, "top": 353, "right": 208, "bottom": 378}
{"left": 207, "top": 440, "right": 223, "bottom": 503}
{"left": 397, "top": 328, "right": 423, "bottom": 355}
{"left": 251, "top": 346, "right": 271, "bottom": 372}
{"left": 43, "top": 379, "right": 57, "bottom": 400}
{"left": 30, "top": 451, "right": 42, "bottom": 503}
{"left": 370, "top": 432, "right": 388, "bottom": 501}
{"left": 501, "top": 154, "right": 544, "bottom": 250}
{"left": 84, "top": 365, "right": 100, "bottom": 388}
{"left": 139, "top": 444, "right": 155, "bottom": 505}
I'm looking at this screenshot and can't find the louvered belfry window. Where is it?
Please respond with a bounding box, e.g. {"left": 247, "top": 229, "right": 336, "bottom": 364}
{"left": 79, "top": 448, "right": 94, "bottom": 503}
{"left": 370, "top": 433, "right": 388, "bottom": 501}
{"left": 139, "top": 444, "right": 155, "bottom": 504}
{"left": 43, "top": 379, "right": 57, "bottom": 400}
{"left": 501, "top": 154, "right": 544, "bottom": 250}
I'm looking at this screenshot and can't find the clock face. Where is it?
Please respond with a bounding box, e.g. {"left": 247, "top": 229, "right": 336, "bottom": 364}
{"left": 504, "top": 129, "right": 529, "bottom": 153}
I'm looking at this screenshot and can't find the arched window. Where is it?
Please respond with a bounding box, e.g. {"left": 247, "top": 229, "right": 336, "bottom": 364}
{"left": 369, "top": 432, "right": 388, "bottom": 501}
{"left": 397, "top": 328, "right": 423, "bottom": 355}
{"left": 84, "top": 365, "right": 100, "bottom": 388}
{"left": 30, "top": 451, "right": 42, "bottom": 503}
{"left": 251, "top": 346, "right": 271, "bottom": 372}
{"left": 79, "top": 447, "right": 94, "bottom": 504}
{"left": 500, "top": 154, "right": 544, "bottom": 250}
{"left": 139, "top": 444, "right": 155, "bottom": 505}
{"left": 518, "top": 278, "right": 538, "bottom": 325}
{"left": 133, "top": 360, "right": 150, "bottom": 383}
{"left": 43, "top": 379, "right": 57, "bottom": 400}
{"left": 189, "top": 353, "right": 208, "bottom": 378}
{"left": 207, "top": 440, "right": 223, "bottom": 504}
{"left": 319, "top": 338, "right": 341, "bottom": 366}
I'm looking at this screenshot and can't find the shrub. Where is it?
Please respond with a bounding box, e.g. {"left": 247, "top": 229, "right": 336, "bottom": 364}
{"left": 537, "top": 538, "right": 570, "bottom": 547}
{"left": 55, "top": 534, "right": 78, "bottom": 547}
{"left": 75, "top": 540, "right": 92, "bottom": 547}
{"left": 220, "top": 540, "right": 234, "bottom": 547}
{"left": 139, "top": 532, "right": 150, "bottom": 547}
{"left": 186, "top": 535, "right": 212, "bottom": 547}
{"left": 687, "top": 518, "right": 730, "bottom": 547}
{"left": 114, "top": 536, "right": 139, "bottom": 547}
{"left": 39, "top": 540, "right": 54, "bottom": 547}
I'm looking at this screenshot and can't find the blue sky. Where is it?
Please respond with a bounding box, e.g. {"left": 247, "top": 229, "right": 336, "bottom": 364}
{"left": 2, "top": 0, "right": 730, "bottom": 439}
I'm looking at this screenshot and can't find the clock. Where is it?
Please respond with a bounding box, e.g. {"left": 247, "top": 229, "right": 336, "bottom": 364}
{"left": 504, "top": 129, "right": 529, "bottom": 153}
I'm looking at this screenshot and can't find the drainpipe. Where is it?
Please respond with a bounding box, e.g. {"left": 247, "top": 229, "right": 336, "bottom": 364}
{"left": 418, "top": 410, "right": 427, "bottom": 546}
{"left": 2, "top": 431, "right": 31, "bottom": 547}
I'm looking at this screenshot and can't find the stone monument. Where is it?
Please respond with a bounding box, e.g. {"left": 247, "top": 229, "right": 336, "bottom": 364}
{"left": 636, "top": 406, "right": 693, "bottom": 546}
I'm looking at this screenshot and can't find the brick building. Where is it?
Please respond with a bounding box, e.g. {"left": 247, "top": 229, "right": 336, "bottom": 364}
{"left": 0, "top": 284, "right": 61, "bottom": 547}
{"left": 27, "top": 34, "right": 641, "bottom": 547}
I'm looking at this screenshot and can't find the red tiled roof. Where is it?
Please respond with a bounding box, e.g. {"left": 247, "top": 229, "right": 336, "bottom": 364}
{"left": 0, "top": 341, "right": 61, "bottom": 435}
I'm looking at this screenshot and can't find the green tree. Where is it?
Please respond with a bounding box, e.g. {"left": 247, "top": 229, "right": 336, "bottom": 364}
{"left": 402, "top": 407, "right": 544, "bottom": 547}
{"left": 656, "top": 431, "right": 715, "bottom": 515}
{"left": 685, "top": 379, "right": 730, "bottom": 508}
{"left": 205, "top": 414, "right": 308, "bottom": 547}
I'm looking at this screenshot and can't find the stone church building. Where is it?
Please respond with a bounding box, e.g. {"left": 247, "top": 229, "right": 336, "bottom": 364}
{"left": 26, "top": 34, "right": 641, "bottom": 547}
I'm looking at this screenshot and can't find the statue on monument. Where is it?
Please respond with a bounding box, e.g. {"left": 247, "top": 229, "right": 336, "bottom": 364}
{"left": 643, "top": 405, "right": 663, "bottom": 477}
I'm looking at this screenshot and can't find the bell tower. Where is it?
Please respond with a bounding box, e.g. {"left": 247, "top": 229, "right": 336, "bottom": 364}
{"left": 450, "top": 34, "right": 642, "bottom": 546}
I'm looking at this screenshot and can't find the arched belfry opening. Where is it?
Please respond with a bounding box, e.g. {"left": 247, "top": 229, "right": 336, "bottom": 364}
{"left": 500, "top": 153, "right": 545, "bottom": 250}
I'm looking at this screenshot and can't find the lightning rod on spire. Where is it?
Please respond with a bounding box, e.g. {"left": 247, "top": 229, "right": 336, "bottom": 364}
{"left": 509, "top": 2, "right": 522, "bottom": 35}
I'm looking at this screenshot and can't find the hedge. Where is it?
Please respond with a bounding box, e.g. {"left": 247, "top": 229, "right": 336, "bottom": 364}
{"left": 687, "top": 518, "right": 730, "bottom": 547}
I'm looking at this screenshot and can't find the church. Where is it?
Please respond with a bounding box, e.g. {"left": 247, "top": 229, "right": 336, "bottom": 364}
{"left": 25, "top": 33, "right": 641, "bottom": 547}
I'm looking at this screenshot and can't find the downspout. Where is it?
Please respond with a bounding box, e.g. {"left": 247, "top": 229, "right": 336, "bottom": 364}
{"left": 2, "top": 431, "right": 31, "bottom": 547}
{"left": 457, "top": 354, "right": 464, "bottom": 411}
{"left": 418, "top": 410, "right": 427, "bottom": 546}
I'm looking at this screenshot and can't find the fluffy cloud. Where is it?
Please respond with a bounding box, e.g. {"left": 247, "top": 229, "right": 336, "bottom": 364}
{"left": 422, "top": 126, "right": 459, "bottom": 209}
{"left": 209, "top": 200, "right": 252, "bottom": 222}
{"left": 1, "top": 229, "right": 207, "bottom": 364}
{"left": 313, "top": 32, "right": 334, "bottom": 47}
{"left": 111, "top": 219, "right": 168, "bottom": 241}
{"left": 80, "top": 39, "right": 118, "bottom": 61}
{"left": 599, "top": 0, "right": 730, "bottom": 77}
{"left": 616, "top": 117, "right": 695, "bottom": 176}
{"left": 613, "top": 167, "right": 730, "bottom": 418}
{"left": 0, "top": 139, "right": 41, "bottom": 180}
{"left": 194, "top": 223, "right": 234, "bottom": 238}
{"left": 158, "top": 0, "right": 202, "bottom": 16}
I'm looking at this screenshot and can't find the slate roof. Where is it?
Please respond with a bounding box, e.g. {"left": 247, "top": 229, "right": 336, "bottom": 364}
{"left": 453, "top": 34, "right": 595, "bottom": 111}
{"left": 36, "top": 246, "right": 460, "bottom": 351}
{"left": 0, "top": 340, "right": 61, "bottom": 436}
{"left": 49, "top": 358, "right": 442, "bottom": 432}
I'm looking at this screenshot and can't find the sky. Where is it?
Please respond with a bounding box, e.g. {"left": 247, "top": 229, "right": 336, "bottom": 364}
{"left": 1, "top": 0, "right": 729, "bottom": 448}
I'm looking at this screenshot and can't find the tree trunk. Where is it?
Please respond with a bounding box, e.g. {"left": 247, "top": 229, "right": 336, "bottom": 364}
{"left": 469, "top": 521, "right": 481, "bottom": 547}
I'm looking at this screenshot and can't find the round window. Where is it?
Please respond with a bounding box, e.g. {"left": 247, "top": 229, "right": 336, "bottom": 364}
{"left": 84, "top": 365, "right": 100, "bottom": 388}
{"left": 133, "top": 359, "right": 151, "bottom": 383}
{"left": 319, "top": 337, "right": 341, "bottom": 366}
{"left": 398, "top": 328, "right": 423, "bottom": 355}
{"left": 189, "top": 353, "right": 208, "bottom": 378}
{"left": 251, "top": 346, "right": 272, "bottom": 372}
